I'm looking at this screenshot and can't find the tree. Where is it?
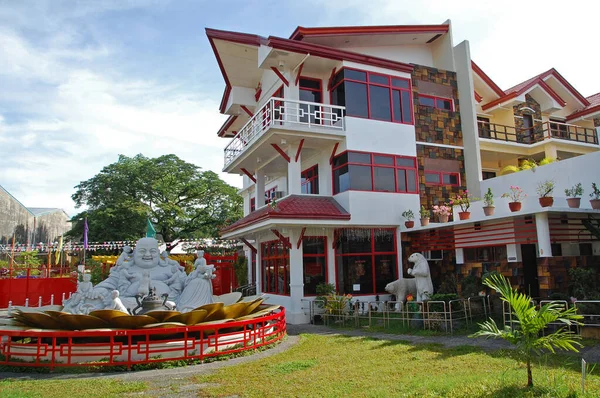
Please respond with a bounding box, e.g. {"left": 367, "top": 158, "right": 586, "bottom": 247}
{"left": 470, "top": 274, "right": 582, "bottom": 387}
{"left": 67, "top": 154, "right": 242, "bottom": 242}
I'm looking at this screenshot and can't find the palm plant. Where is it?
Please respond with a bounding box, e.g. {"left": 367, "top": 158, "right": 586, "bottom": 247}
{"left": 470, "top": 274, "right": 582, "bottom": 387}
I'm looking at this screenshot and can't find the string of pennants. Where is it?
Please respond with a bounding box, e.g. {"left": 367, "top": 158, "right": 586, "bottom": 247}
{"left": 0, "top": 238, "right": 238, "bottom": 254}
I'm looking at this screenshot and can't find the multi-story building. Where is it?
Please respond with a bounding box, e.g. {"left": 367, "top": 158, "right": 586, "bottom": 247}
{"left": 206, "top": 22, "right": 600, "bottom": 323}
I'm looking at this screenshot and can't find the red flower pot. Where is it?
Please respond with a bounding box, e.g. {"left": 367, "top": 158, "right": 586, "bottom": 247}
{"left": 509, "top": 202, "right": 522, "bottom": 212}
{"left": 405, "top": 221, "right": 415, "bottom": 229}
{"left": 591, "top": 199, "right": 600, "bottom": 210}
{"left": 483, "top": 206, "right": 495, "bottom": 216}
{"left": 458, "top": 211, "right": 471, "bottom": 220}
{"left": 567, "top": 198, "right": 581, "bottom": 208}
{"left": 538, "top": 197, "right": 554, "bottom": 208}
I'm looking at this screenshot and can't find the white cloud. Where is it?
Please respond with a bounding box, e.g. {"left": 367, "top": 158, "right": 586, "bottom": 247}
{"left": 309, "top": 0, "right": 600, "bottom": 96}
{"left": 0, "top": 3, "right": 238, "bottom": 218}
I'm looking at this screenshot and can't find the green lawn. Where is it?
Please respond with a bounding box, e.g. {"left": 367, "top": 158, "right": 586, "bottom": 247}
{"left": 196, "top": 334, "right": 600, "bottom": 398}
{"left": 0, "top": 379, "right": 146, "bottom": 398}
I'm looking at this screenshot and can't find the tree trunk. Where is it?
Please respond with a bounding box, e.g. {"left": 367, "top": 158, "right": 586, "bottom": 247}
{"left": 527, "top": 358, "right": 533, "bottom": 387}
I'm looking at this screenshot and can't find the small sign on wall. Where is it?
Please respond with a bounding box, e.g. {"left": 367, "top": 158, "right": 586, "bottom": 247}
{"left": 353, "top": 284, "right": 361, "bottom": 292}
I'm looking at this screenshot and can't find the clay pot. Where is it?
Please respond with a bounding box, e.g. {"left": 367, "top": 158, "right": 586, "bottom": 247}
{"left": 439, "top": 214, "right": 449, "bottom": 223}
{"left": 405, "top": 220, "right": 415, "bottom": 229}
{"left": 591, "top": 199, "right": 600, "bottom": 210}
{"left": 538, "top": 197, "right": 554, "bottom": 208}
{"left": 508, "top": 202, "right": 522, "bottom": 212}
{"left": 567, "top": 198, "right": 581, "bottom": 208}
{"left": 420, "top": 218, "right": 430, "bottom": 227}
{"left": 483, "top": 206, "right": 495, "bottom": 216}
{"left": 458, "top": 211, "right": 471, "bottom": 220}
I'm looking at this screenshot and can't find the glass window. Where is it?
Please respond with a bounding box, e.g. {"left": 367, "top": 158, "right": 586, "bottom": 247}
{"left": 344, "top": 82, "right": 369, "bottom": 118}
{"left": 392, "top": 78, "right": 410, "bottom": 89}
{"left": 369, "top": 73, "right": 389, "bottom": 85}
{"left": 301, "top": 165, "right": 319, "bottom": 195}
{"left": 373, "top": 167, "right": 395, "bottom": 192}
{"left": 425, "top": 172, "right": 440, "bottom": 183}
{"left": 333, "top": 151, "right": 418, "bottom": 194}
{"left": 443, "top": 173, "right": 459, "bottom": 185}
{"left": 335, "top": 228, "right": 397, "bottom": 295}
{"left": 330, "top": 68, "right": 413, "bottom": 125}
{"left": 261, "top": 240, "right": 290, "bottom": 295}
{"left": 436, "top": 98, "right": 452, "bottom": 110}
{"left": 369, "top": 85, "right": 392, "bottom": 121}
{"left": 303, "top": 237, "right": 326, "bottom": 296}
{"left": 345, "top": 69, "right": 367, "bottom": 81}
{"left": 419, "top": 96, "right": 435, "bottom": 107}
{"left": 374, "top": 155, "right": 394, "bottom": 165}
{"left": 349, "top": 165, "right": 372, "bottom": 191}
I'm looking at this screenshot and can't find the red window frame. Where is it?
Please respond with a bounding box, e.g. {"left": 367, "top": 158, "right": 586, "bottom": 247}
{"left": 418, "top": 94, "right": 454, "bottom": 111}
{"left": 261, "top": 240, "right": 290, "bottom": 296}
{"left": 329, "top": 67, "right": 414, "bottom": 125}
{"left": 424, "top": 171, "right": 461, "bottom": 186}
{"left": 301, "top": 164, "right": 319, "bottom": 194}
{"left": 250, "top": 186, "right": 277, "bottom": 212}
{"left": 332, "top": 150, "right": 418, "bottom": 194}
{"left": 302, "top": 236, "right": 327, "bottom": 296}
{"left": 334, "top": 228, "right": 397, "bottom": 295}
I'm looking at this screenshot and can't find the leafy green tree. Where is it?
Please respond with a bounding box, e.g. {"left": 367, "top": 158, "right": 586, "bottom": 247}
{"left": 67, "top": 154, "right": 242, "bottom": 242}
{"left": 471, "top": 274, "right": 582, "bottom": 387}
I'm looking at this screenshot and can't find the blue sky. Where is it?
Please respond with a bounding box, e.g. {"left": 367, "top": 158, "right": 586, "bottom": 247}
{"left": 1, "top": 0, "right": 598, "bottom": 217}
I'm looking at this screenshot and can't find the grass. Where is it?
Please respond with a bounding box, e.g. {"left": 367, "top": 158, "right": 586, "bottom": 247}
{"left": 0, "top": 379, "right": 146, "bottom": 398}
{"left": 195, "top": 334, "right": 600, "bottom": 398}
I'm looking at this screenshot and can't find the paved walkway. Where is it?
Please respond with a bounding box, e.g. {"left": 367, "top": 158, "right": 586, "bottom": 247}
{"left": 1, "top": 324, "right": 599, "bottom": 397}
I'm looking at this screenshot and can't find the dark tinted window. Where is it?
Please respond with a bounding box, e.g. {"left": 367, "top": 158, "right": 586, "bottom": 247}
{"left": 369, "top": 85, "right": 391, "bottom": 120}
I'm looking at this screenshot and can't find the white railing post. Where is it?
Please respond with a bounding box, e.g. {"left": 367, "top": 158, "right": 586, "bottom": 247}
{"left": 7, "top": 301, "right": 12, "bottom": 316}
{"left": 25, "top": 298, "right": 29, "bottom": 307}
{"left": 38, "top": 296, "right": 42, "bottom": 307}
{"left": 50, "top": 294, "right": 54, "bottom": 305}
{"left": 62, "top": 292, "right": 66, "bottom": 303}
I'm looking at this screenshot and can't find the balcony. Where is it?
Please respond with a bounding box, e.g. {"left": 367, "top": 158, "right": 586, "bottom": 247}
{"left": 224, "top": 97, "right": 346, "bottom": 169}
{"left": 477, "top": 121, "right": 598, "bottom": 145}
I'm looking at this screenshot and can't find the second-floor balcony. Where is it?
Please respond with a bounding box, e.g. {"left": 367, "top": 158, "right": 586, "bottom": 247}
{"left": 224, "top": 97, "right": 346, "bottom": 169}
{"left": 478, "top": 120, "right": 598, "bottom": 146}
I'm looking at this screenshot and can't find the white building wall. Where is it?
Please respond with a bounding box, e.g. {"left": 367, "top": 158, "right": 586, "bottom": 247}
{"left": 339, "top": 45, "right": 434, "bottom": 68}
{"left": 344, "top": 117, "right": 417, "bottom": 157}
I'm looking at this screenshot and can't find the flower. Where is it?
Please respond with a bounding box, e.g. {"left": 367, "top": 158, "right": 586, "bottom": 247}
{"left": 432, "top": 204, "right": 451, "bottom": 216}
{"left": 450, "top": 190, "right": 478, "bottom": 212}
{"left": 406, "top": 294, "right": 414, "bottom": 302}
{"left": 502, "top": 186, "right": 527, "bottom": 202}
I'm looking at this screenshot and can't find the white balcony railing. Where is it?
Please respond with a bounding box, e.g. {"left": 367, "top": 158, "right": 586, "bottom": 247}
{"left": 224, "top": 97, "right": 346, "bottom": 168}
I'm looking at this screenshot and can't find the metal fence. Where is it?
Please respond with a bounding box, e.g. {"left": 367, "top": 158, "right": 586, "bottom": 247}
{"left": 302, "top": 296, "right": 493, "bottom": 334}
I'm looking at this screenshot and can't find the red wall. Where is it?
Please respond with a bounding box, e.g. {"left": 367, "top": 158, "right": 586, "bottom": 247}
{"left": 0, "top": 277, "right": 77, "bottom": 308}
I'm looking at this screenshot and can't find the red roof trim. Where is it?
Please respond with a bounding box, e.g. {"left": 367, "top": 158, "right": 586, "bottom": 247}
{"left": 566, "top": 104, "right": 600, "bottom": 121}
{"left": 205, "top": 28, "right": 265, "bottom": 114}
{"left": 474, "top": 90, "right": 483, "bottom": 103}
{"left": 267, "top": 36, "right": 414, "bottom": 74}
{"left": 543, "top": 69, "right": 589, "bottom": 106}
{"left": 217, "top": 115, "right": 237, "bottom": 138}
{"left": 471, "top": 61, "right": 505, "bottom": 98}
{"left": 221, "top": 195, "right": 351, "bottom": 234}
{"left": 290, "top": 24, "right": 449, "bottom": 41}
{"left": 482, "top": 77, "right": 567, "bottom": 111}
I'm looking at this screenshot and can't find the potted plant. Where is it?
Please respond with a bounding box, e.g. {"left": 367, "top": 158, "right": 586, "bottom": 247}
{"left": 419, "top": 206, "right": 430, "bottom": 226}
{"left": 590, "top": 182, "right": 600, "bottom": 210}
{"left": 536, "top": 180, "right": 555, "bottom": 207}
{"left": 432, "top": 204, "right": 451, "bottom": 223}
{"left": 564, "top": 183, "right": 583, "bottom": 208}
{"left": 402, "top": 210, "right": 415, "bottom": 228}
{"left": 450, "top": 189, "right": 477, "bottom": 220}
{"left": 483, "top": 187, "right": 495, "bottom": 216}
{"left": 502, "top": 186, "right": 527, "bottom": 212}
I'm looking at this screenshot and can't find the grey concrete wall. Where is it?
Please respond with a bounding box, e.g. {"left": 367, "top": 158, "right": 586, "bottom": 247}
{"left": 0, "top": 188, "right": 71, "bottom": 245}
{"left": 0, "top": 187, "right": 32, "bottom": 244}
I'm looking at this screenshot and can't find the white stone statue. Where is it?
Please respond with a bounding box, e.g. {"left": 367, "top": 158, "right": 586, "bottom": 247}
{"left": 63, "top": 273, "right": 105, "bottom": 314}
{"left": 176, "top": 250, "right": 215, "bottom": 312}
{"left": 61, "top": 237, "right": 214, "bottom": 314}
{"left": 110, "top": 290, "right": 129, "bottom": 314}
{"left": 407, "top": 253, "right": 434, "bottom": 301}
{"left": 385, "top": 278, "right": 418, "bottom": 303}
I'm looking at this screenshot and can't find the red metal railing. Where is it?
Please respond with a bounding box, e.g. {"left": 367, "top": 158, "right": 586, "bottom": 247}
{"left": 0, "top": 268, "right": 77, "bottom": 308}
{"left": 0, "top": 307, "right": 286, "bottom": 370}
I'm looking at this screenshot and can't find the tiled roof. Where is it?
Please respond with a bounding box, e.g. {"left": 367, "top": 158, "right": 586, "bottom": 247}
{"left": 566, "top": 92, "right": 600, "bottom": 121}
{"left": 221, "top": 195, "right": 350, "bottom": 234}
{"left": 585, "top": 92, "right": 600, "bottom": 107}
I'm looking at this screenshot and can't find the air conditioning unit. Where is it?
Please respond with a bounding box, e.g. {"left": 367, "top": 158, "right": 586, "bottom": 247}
{"left": 272, "top": 191, "right": 285, "bottom": 199}
{"left": 423, "top": 250, "right": 443, "bottom": 260}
